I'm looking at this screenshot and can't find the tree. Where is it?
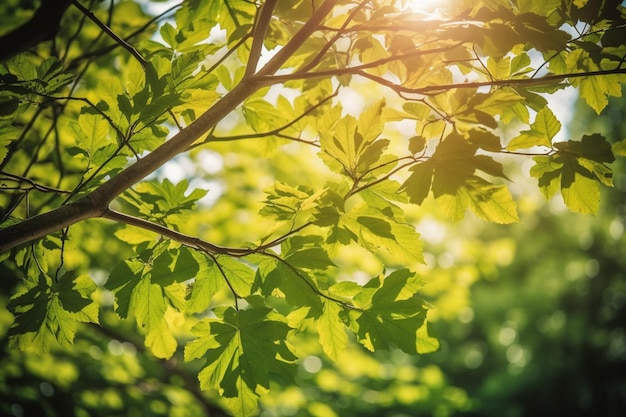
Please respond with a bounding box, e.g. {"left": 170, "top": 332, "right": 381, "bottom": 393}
{"left": 1, "top": 0, "right": 625, "bottom": 415}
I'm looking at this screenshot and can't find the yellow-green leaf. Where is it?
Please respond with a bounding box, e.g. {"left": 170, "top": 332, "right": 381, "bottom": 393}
{"left": 613, "top": 139, "right": 626, "bottom": 157}
{"left": 317, "top": 300, "right": 347, "bottom": 360}
{"left": 507, "top": 107, "right": 560, "bottom": 150}
{"left": 561, "top": 162, "right": 599, "bottom": 214}
{"left": 463, "top": 178, "right": 519, "bottom": 224}
{"left": 416, "top": 321, "right": 440, "bottom": 354}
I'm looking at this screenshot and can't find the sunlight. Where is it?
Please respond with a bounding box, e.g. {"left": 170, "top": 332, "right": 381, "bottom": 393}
{"left": 405, "top": 0, "right": 445, "bottom": 14}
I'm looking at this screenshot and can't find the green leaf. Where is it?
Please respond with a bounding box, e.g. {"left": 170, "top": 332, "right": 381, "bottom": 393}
{"left": 175, "top": 89, "right": 220, "bottom": 121}
{"left": 554, "top": 134, "right": 615, "bottom": 187}
{"left": 341, "top": 205, "right": 424, "bottom": 265}
{"left": 462, "top": 177, "right": 519, "bottom": 224}
{"left": 578, "top": 74, "right": 622, "bottom": 114}
{"left": 187, "top": 307, "right": 296, "bottom": 416}
{"left": 282, "top": 236, "right": 335, "bottom": 270}
{"left": 409, "top": 135, "right": 426, "bottom": 154}
{"left": 356, "top": 216, "right": 394, "bottom": 239}
{"left": 131, "top": 276, "right": 177, "bottom": 358}
{"left": 216, "top": 256, "right": 256, "bottom": 297}
{"left": 357, "top": 99, "right": 385, "bottom": 143}
{"left": 348, "top": 269, "right": 430, "bottom": 353}
{"left": 473, "top": 88, "right": 524, "bottom": 115}
{"left": 57, "top": 272, "right": 99, "bottom": 324}
{"left": 560, "top": 154, "right": 599, "bottom": 214}
{"left": 356, "top": 139, "right": 390, "bottom": 176}
{"left": 530, "top": 149, "right": 604, "bottom": 214}
{"left": 416, "top": 321, "right": 440, "bottom": 354}
{"left": 151, "top": 246, "right": 201, "bottom": 287}
{"left": 8, "top": 273, "right": 98, "bottom": 351}
{"left": 186, "top": 255, "right": 224, "bottom": 314}
{"left": 70, "top": 113, "right": 112, "bottom": 158}
{"left": 317, "top": 300, "right": 347, "bottom": 360}
{"left": 507, "top": 107, "right": 560, "bottom": 150}
{"left": 8, "top": 275, "right": 53, "bottom": 337}
{"left": 435, "top": 191, "right": 469, "bottom": 222}
{"left": 256, "top": 260, "right": 323, "bottom": 317}
{"left": 530, "top": 155, "right": 562, "bottom": 199}
{"left": 121, "top": 179, "right": 208, "bottom": 225}
{"left": 612, "top": 139, "right": 626, "bottom": 156}
{"left": 105, "top": 258, "right": 144, "bottom": 318}
{"left": 243, "top": 96, "right": 289, "bottom": 133}
{"left": 401, "top": 160, "right": 434, "bottom": 205}
{"left": 468, "top": 129, "right": 502, "bottom": 152}
{"left": 260, "top": 182, "right": 314, "bottom": 220}
{"left": 371, "top": 269, "right": 423, "bottom": 304}
{"left": 553, "top": 134, "right": 614, "bottom": 163}
{"left": 431, "top": 133, "right": 480, "bottom": 197}
{"left": 160, "top": 22, "right": 178, "bottom": 48}
{"left": 319, "top": 102, "right": 390, "bottom": 178}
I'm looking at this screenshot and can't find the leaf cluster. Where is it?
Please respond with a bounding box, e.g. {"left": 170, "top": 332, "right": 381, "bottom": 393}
{"left": 1, "top": 0, "right": 625, "bottom": 415}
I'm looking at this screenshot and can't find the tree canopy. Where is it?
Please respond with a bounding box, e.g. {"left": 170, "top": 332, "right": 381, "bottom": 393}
{"left": 1, "top": 0, "right": 625, "bottom": 416}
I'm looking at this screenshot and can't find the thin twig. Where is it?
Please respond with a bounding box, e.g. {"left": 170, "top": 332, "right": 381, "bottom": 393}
{"left": 101, "top": 208, "right": 250, "bottom": 256}
{"left": 264, "top": 251, "right": 361, "bottom": 311}
{"left": 72, "top": 0, "right": 147, "bottom": 67}
{"left": 189, "top": 90, "right": 338, "bottom": 150}
{"left": 0, "top": 171, "right": 71, "bottom": 194}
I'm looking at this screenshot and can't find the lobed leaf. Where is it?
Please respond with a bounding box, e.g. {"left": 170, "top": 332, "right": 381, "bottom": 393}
{"left": 8, "top": 273, "right": 98, "bottom": 352}
{"left": 507, "top": 107, "right": 561, "bottom": 150}
{"left": 187, "top": 306, "right": 296, "bottom": 417}
{"left": 317, "top": 300, "right": 348, "bottom": 361}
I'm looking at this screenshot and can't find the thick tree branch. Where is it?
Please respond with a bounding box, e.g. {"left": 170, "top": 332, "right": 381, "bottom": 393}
{"left": 296, "top": 0, "right": 370, "bottom": 74}
{"left": 255, "top": 0, "right": 338, "bottom": 76}
{"left": 245, "top": 0, "right": 277, "bottom": 76}
{"left": 0, "top": 0, "right": 340, "bottom": 254}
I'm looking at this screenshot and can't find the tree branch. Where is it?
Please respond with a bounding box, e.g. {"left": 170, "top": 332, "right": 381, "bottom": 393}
{"left": 189, "top": 90, "right": 338, "bottom": 149}
{"left": 72, "top": 0, "right": 147, "bottom": 67}
{"left": 0, "top": 0, "right": 340, "bottom": 254}
{"left": 259, "top": 66, "right": 626, "bottom": 94}
{"left": 355, "top": 67, "right": 626, "bottom": 95}
{"left": 0, "top": 171, "right": 71, "bottom": 194}
{"left": 101, "top": 208, "right": 249, "bottom": 256}
{"left": 296, "top": 0, "right": 370, "bottom": 74}
{"left": 255, "top": 0, "right": 338, "bottom": 77}
{"left": 245, "top": 0, "right": 277, "bottom": 76}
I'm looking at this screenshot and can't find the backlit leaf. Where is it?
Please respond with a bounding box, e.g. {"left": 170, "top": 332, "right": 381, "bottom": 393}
{"left": 216, "top": 256, "right": 256, "bottom": 297}
{"left": 348, "top": 269, "right": 430, "bottom": 353}
{"left": 8, "top": 272, "right": 98, "bottom": 351}
{"left": 187, "top": 306, "right": 296, "bottom": 417}
{"left": 507, "top": 107, "right": 560, "bottom": 150}
{"left": 317, "top": 300, "right": 347, "bottom": 360}
{"left": 463, "top": 177, "right": 519, "bottom": 224}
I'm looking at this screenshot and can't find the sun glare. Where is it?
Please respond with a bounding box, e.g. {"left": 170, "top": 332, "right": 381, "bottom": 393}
{"left": 405, "top": 0, "right": 447, "bottom": 15}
